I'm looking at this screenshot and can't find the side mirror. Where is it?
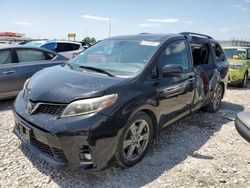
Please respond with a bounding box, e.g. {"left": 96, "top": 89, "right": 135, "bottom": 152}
{"left": 162, "top": 64, "right": 183, "bottom": 77}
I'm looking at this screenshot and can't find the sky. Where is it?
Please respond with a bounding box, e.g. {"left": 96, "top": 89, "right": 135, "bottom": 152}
{"left": 0, "top": 0, "right": 250, "bottom": 41}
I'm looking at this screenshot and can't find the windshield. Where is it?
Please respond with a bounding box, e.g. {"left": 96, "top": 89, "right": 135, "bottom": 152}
{"left": 224, "top": 48, "right": 247, "bottom": 60}
{"left": 24, "top": 41, "right": 45, "bottom": 47}
{"left": 68, "top": 39, "right": 160, "bottom": 77}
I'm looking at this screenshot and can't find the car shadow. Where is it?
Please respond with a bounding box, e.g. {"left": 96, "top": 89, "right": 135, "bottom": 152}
{"left": 0, "top": 99, "right": 14, "bottom": 112}
{"left": 19, "top": 100, "right": 244, "bottom": 188}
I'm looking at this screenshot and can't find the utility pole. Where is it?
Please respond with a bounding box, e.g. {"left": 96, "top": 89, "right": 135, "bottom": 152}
{"left": 109, "top": 17, "right": 111, "bottom": 38}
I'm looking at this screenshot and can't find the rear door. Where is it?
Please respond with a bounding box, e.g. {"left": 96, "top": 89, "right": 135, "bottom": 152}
{"left": 157, "top": 38, "right": 196, "bottom": 126}
{"left": 0, "top": 48, "right": 17, "bottom": 98}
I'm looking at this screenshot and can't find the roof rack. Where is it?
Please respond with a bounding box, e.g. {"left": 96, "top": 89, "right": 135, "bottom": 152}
{"left": 180, "top": 32, "right": 213, "bottom": 39}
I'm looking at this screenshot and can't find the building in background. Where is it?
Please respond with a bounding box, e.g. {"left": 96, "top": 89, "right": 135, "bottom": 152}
{"left": 220, "top": 40, "right": 250, "bottom": 47}
{"left": 0, "top": 32, "right": 32, "bottom": 43}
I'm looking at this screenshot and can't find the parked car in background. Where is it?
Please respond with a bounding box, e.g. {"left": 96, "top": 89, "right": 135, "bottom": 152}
{"left": 235, "top": 112, "right": 250, "bottom": 143}
{"left": 13, "top": 32, "right": 229, "bottom": 171}
{"left": 0, "top": 46, "right": 68, "bottom": 100}
{"left": 24, "top": 40, "right": 84, "bottom": 59}
{"left": 223, "top": 47, "right": 250, "bottom": 87}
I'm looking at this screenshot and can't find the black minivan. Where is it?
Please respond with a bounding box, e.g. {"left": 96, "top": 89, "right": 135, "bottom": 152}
{"left": 13, "top": 33, "right": 229, "bottom": 171}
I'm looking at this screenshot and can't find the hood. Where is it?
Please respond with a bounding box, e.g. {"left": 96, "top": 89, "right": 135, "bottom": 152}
{"left": 28, "top": 65, "right": 126, "bottom": 103}
{"left": 228, "top": 59, "right": 247, "bottom": 65}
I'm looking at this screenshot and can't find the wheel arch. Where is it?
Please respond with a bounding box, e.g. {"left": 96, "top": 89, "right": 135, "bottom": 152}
{"left": 140, "top": 109, "right": 158, "bottom": 136}
{"left": 220, "top": 81, "right": 225, "bottom": 99}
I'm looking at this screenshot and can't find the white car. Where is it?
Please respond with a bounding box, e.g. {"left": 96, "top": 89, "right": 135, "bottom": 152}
{"left": 24, "top": 40, "right": 84, "bottom": 59}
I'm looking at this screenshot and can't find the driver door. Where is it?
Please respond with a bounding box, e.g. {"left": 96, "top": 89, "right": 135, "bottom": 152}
{"left": 157, "top": 39, "right": 196, "bottom": 127}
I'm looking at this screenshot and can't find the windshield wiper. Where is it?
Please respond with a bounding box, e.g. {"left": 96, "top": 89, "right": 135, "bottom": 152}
{"left": 79, "top": 66, "right": 115, "bottom": 77}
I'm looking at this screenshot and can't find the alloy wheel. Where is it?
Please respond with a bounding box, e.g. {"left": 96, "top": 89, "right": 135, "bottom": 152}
{"left": 212, "top": 85, "right": 222, "bottom": 111}
{"left": 243, "top": 74, "right": 247, "bottom": 87}
{"left": 123, "top": 119, "right": 150, "bottom": 161}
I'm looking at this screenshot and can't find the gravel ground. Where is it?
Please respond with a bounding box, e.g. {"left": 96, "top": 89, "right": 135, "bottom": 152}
{"left": 1, "top": 82, "right": 250, "bottom": 188}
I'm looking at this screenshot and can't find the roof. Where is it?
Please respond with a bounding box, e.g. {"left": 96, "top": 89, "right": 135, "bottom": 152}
{"left": 0, "top": 45, "right": 57, "bottom": 54}
{"left": 26, "top": 40, "right": 82, "bottom": 45}
{"left": 109, "top": 33, "right": 181, "bottom": 42}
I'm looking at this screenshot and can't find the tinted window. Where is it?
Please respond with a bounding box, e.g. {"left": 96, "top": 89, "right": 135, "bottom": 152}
{"left": 0, "top": 50, "right": 11, "bottom": 64}
{"left": 42, "top": 42, "right": 57, "bottom": 51}
{"left": 212, "top": 43, "right": 226, "bottom": 62}
{"left": 159, "top": 40, "right": 189, "bottom": 71}
{"left": 70, "top": 43, "right": 80, "bottom": 50}
{"left": 16, "top": 49, "right": 46, "bottom": 63}
{"left": 56, "top": 43, "right": 80, "bottom": 52}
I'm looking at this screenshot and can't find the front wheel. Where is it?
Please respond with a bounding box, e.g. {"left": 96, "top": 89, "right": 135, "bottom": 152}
{"left": 116, "top": 112, "right": 153, "bottom": 168}
{"left": 205, "top": 84, "right": 223, "bottom": 113}
{"left": 240, "top": 73, "right": 248, "bottom": 88}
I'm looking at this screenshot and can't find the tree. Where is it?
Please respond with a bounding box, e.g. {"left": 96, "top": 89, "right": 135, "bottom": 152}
{"left": 81, "top": 37, "right": 96, "bottom": 46}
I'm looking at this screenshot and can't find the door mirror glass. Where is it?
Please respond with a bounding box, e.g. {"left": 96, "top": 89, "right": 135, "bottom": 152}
{"left": 162, "top": 64, "right": 183, "bottom": 77}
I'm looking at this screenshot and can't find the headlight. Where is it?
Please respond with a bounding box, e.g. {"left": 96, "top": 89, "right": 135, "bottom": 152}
{"left": 61, "top": 94, "right": 118, "bottom": 118}
{"left": 230, "top": 63, "right": 243, "bottom": 69}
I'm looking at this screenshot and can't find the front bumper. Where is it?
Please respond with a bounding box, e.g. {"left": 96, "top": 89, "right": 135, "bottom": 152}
{"left": 228, "top": 68, "right": 245, "bottom": 85}
{"left": 13, "top": 91, "right": 125, "bottom": 171}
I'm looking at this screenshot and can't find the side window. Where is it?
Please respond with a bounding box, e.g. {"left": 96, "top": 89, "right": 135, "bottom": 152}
{"left": 248, "top": 49, "right": 250, "bottom": 59}
{"left": 0, "top": 50, "right": 11, "bottom": 64}
{"left": 16, "top": 49, "right": 46, "bottom": 63}
{"left": 42, "top": 42, "right": 57, "bottom": 51}
{"left": 159, "top": 40, "right": 189, "bottom": 71}
{"left": 70, "top": 43, "right": 80, "bottom": 50}
{"left": 56, "top": 43, "right": 68, "bottom": 52}
{"left": 212, "top": 43, "right": 226, "bottom": 62}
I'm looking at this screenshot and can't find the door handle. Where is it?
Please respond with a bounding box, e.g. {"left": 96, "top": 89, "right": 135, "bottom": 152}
{"left": 3, "top": 70, "right": 16, "bottom": 74}
{"left": 188, "top": 75, "right": 195, "bottom": 82}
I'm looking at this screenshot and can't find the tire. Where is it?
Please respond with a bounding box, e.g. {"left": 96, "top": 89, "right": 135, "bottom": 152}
{"left": 240, "top": 73, "right": 248, "bottom": 88}
{"left": 116, "top": 111, "right": 153, "bottom": 168}
{"left": 205, "top": 84, "right": 223, "bottom": 113}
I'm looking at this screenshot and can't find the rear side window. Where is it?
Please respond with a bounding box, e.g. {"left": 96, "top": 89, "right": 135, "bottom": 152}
{"left": 56, "top": 43, "right": 80, "bottom": 52}
{"left": 0, "top": 50, "right": 11, "bottom": 64}
{"left": 212, "top": 43, "right": 226, "bottom": 62}
{"left": 16, "top": 49, "right": 46, "bottom": 63}
{"left": 42, "top": 42, "right": 57, "bottom": 51}
{"left": 159, "top": 40, "right": 189, "bottom": 71}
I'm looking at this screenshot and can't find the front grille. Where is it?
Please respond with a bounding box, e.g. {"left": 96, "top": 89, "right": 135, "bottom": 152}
{"left": 52, "top": 147, "right": 68, "bottom": 162}
{"left": 30, "top": 133, "right": 67, "bottom": 162}
{"left": 35, "top": 104, "right": 66, "bottom": 116}
{"left": 23, "top": 90, "right": 66, "bottom": 116}
{"left": 30, "top": 133, "right": 54, "bottom": 157}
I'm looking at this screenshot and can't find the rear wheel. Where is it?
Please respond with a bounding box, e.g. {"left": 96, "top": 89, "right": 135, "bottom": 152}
{"left": 240, "top": 73, "right": 248, "bottom": 88}
{"left": 116, "top": 112, "right": 153, "bottom": 168}
{"left": 205, "top": 84, "right": 223, "bottom": 113}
